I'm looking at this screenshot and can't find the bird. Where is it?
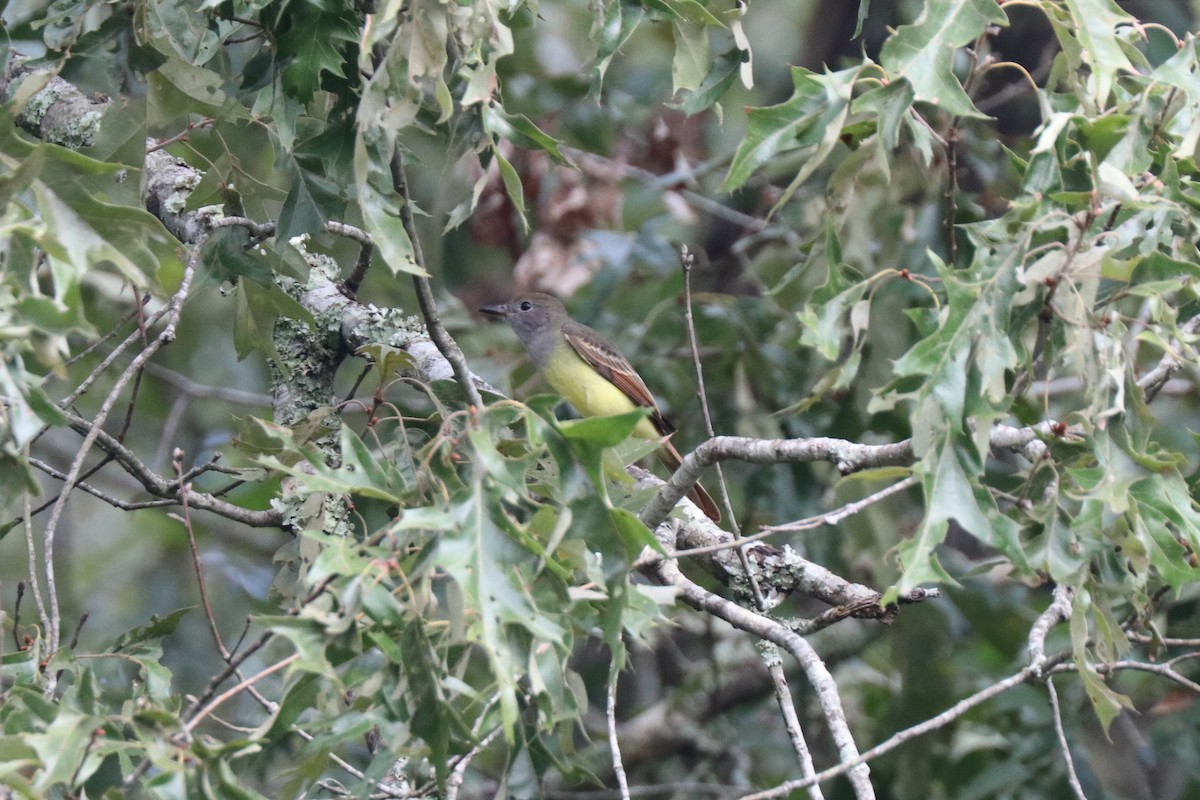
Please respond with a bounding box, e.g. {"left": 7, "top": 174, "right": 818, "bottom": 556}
{"left": 480, "top": 292, "right": 721, "bottom": 522}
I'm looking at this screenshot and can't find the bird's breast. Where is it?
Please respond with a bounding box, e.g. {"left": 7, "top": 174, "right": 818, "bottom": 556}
{"left": 542, "top": 345, "right": 658, "bottom": 439}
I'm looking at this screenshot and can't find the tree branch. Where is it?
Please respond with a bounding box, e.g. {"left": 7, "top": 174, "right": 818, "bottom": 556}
{"left": 762, "top": 644, "right": 825, "bottom": 800}
{"left": 651, "top": 555, "right": 875, "bottom": 800}
{"left": 1029, "top": 584, "right": 1074, "bottom": 677}
{"left": 38, "top": 232, "right": 202, "bottom": 653}
{"left": 1137, "top": 314, "right": 1200, "bottom": 402}
{"left": 54, "top": 403, "right": 281, "bottom": 528}
{"left": 389, "top": 152, "right": 484, "bottom": 411}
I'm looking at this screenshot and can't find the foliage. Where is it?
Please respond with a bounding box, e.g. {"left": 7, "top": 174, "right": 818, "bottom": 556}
{"left": 3, "top": 0, "right": 1200, "bottom": 799}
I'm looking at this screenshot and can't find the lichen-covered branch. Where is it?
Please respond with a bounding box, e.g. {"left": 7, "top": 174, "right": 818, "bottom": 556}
{"left": 653, "top": 555, "right": 876, "bottom": 800}
{"left": 1, "top": 56, "right": 106, "bottom": 148}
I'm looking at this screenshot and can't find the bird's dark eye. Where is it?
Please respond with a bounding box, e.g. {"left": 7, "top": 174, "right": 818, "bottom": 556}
{"left": 519, "top": 300, "right": 533, "bottom": 311}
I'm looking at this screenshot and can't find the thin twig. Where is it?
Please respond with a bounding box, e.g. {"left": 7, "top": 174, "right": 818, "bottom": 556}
{"left": 50, "top": 407, "right": 281, "bottom": 527}
{"left": 68, "top": 729, "right": 105, "bottom": 788}
{"left": 181, "top": 573, "right": 336, "bottom": 721}
{"left": 667, "top": 475, "right": 917, "bottom": 559}
{"left": 389, "top": 151, "right": 484, "bottom": 411}
{"left": 9, "top": 580, "right": 22, "bottom": 651}
{"left": 145, "top": 118, "right": 214, "bottom": 153}
{"left": 184, "top": 653, "right": 299, "bottom": 734}
{"left": 640, "top": 435, "right": 916, "bottom": 532}
{"left": 607, "top": 678, "right": 632, "bottom": 800}
{"left": 560, "top": 145, "right": 770, "bottom": 234}
{"left": 39, "top": 236, "right": 201, "bottom": 653}
{"left": 762, "top": 644, "right": 824, "bottom": 800}
{"left": 20, "top": 450, "right": 121, "bottom": 523}
{"left": 445, "top": 694, "right": 503, "bottom": 799}
{"left": 1046, "top": 678, "right": 1088, "bottom": 800}
{"left": 1077, "top": 659, "right": 1200, "bottom": 694}
{"left": 735, "top": 666, "right": 1037, "bottom": 799}
{"left": 446, "top": 727, "right": 502, "bottom": 800}
{"left": 738, "top": 642, "right": 1200, "bottom": 800}
{"left": 654, "top": 557, "right": 875, "bottom": 800}
{"left": 1128, "top": 632, "right": 1200, "bottom": 648}
{"left": 61, "top": 291, "right": 152, "bottom": 369}
{"left": 766, "top": 475, "right": 918, "bottom": 533}
{"left": 1138, "top": 315, "right": 1200, "bottom": 402}
{"left": 67, "top": 613, "right": 89, "bottom": 649}
{"left": 21, "top": 471, "right": 51, "bottom": 642}
{"left": 27, "top": 457, "right": 177, "bottom": 511}
{"left": 680, "top": 244, "right": 765, "bottom": 608}
{"left": 543, "top": 784, "right": 738, "bottom": 798}
{"left": 945, "top": 123, "right": 959, "bottom": 265}
{"left": 326, "top": 220, "right": 375, "bottom": 296}
{"left": 174, "top": 449, "right": 231, "bottom": 661}
{"left": 137, "top": 358, "right": 272, "bottom": 406}
{"left": 60, "top": 300, "right": 173, "bottom": 408}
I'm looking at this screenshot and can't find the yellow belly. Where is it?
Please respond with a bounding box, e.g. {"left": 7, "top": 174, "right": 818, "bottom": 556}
{"left": 542, "top": 344, "right": 659, "bottom": 439}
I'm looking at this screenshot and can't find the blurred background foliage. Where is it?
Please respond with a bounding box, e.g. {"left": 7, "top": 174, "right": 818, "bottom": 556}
{"left": 3, "top": 0, "right": 1200, "bottom": 798}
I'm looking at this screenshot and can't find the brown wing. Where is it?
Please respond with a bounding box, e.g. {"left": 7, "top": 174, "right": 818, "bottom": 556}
{"left": 562, "top": 321, "right": 675, "bottom": 436}
{"left": 564, "top": 322, "right": 718, "bottom": 523}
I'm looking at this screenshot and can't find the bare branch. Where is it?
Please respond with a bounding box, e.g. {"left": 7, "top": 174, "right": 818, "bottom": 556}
{"left": 737, "top": 667, "right": 1036, "bottom": 800}
{"left": 645, "top": 416, "right": 1091, "bottom": 536}
{"left": 607, "top": 678, "right": 632, "bottom": 800}
{"left": 21, "top": 457, "right": 52, "bottom": 642}
{"left": 560, "top": 145, "right": 775, "bottom": 236}
{"left": 390, "top": 152, "right": 484, "bottom": 411}
{"left": 1029, "top": 584, "right": 1074, "bottom": 678}
{"left": 183, "top": 653, "right": 299, "bottom": 734}
{"left": 760, "top": 476, "right": 916, "bottom": 539}
{"left": 174, "top": 449, "right": 232, "bottom": 662}
{"left": 1080, "top": 659, "right": 1200, "bottom": 694}
{"left": 39, "top": 237, "right": 202, "bottom": 651}
{"left": 761, "top": 643, "right": 825, "bottom": 800}
{"left": 138, "top": 360, "right": 272, "bottom": 406}
{"left": 741, "top": 640, "right": 1200, "bottom": 800}
{"left": 1046, "top": 678, "right": 1089, "bottom": 800}
{"left": 1137, "top": 315, "right": 1200, "bottom": 402}
{"left": 652, "top": 556, "right": 875, "bottom": 800}
{"left": 640, "top": 435, "right": 915, "bottom": 532}
{"left": 1128, "top": 632, "right": 1200, "bottom": 648}
{"left": 28, "top": 457, "right": 176, "bottom": 511}
{"left": 445, "top": 727, "right": 502, "bottom": 800}
{"left": 680, "top": 243, "right": 765, "bottom": 608}
{"left": 53, "top": 408, "right": 282, "bottom": 527}
{"left": 632, "top": 467, "right": 937, "bottom": 620}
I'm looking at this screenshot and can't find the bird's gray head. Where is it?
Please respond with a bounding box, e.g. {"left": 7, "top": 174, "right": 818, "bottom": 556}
{"left": 480, "top": 293, "right": 566, "bottom": 345}
{"left": 480, "top": 293, "right": 569, "bottom": 366}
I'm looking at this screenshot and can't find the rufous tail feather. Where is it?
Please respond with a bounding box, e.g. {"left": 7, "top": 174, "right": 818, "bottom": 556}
{"left": 658, "top": 439, "right": 721, "bottom": 523}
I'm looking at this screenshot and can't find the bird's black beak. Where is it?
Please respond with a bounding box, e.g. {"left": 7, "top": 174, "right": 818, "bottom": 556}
{"left": 480, "top": 303, "right": 509, "bottom": 318}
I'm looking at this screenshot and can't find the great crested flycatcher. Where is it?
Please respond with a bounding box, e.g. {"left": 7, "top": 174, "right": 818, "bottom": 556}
{"left": 481, "top": 292, "right": 721, "bottom": 523}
